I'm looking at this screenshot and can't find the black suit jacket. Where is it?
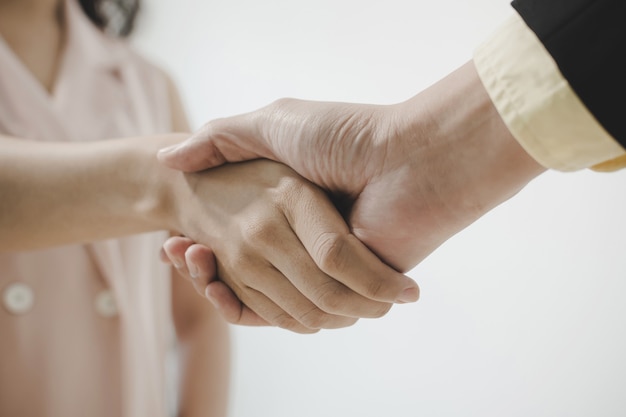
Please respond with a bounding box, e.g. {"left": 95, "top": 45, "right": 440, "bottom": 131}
{"left": 511, "top": 0, "right": 626, "bottom": 148}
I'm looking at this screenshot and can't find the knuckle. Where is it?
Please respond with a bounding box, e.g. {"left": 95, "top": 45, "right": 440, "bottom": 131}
{"left": 272, "top": 313, "right": 293, "bottom": 328}
{"left": 260, "top": 97, "right": 302, "bottom": 135}
{"left": 221, "top": 247, "right": 249, "bottom": 272}
{"left": 314, "top": 232, "right": 350, "bottom": 275}
{"left": 369, "top": 302, "right": 393, "bottom": 319}
{"left": 268, "top": 97, "right": 298, "bottom": 111}
{"left": 275, "top": 171, "right": 303, "bottom": 193}
{"left": 275, "top": 175, "right": 320, "bottom": 212}
{"left": 272, "top": 313, "right": 310, "bottom": 333}
{"left": 241, "top": 218, "right": 281, "bottom": 249}
{"left": 317, "top": 291, "right": 345, "bottom": 313}
{"left": 314, "top": 282, "right": 346, "bottom": 314}
{"left": 363, "top": 277, "right": 387, "bottom": 300}
{"left": 298, "top": 307, "right": 332, "bottom": 329}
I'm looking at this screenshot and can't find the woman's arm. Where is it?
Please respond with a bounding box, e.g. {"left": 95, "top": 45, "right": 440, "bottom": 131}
{"left": 0, "top": 130, "right": 416, "bottom": 332}
{"left": 0, "top": 133, "right": 184, "bottom": 250}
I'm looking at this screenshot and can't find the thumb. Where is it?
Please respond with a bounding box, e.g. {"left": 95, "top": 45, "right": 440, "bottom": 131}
{"left": 158, "top": 116, "right": 273, "bottom": 172}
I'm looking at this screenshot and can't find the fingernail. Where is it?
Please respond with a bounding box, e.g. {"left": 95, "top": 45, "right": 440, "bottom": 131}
{"left": 188, "top": 262, "right": 199, "bottom": 279}
{"left": 205, "top": 286, "right": 219, "bottom": 304}
{"left": 158, "top": 144, "right": 180, "bottom": 156}
{"left": 395, "top": 286, "right": 419, "bottom": 304}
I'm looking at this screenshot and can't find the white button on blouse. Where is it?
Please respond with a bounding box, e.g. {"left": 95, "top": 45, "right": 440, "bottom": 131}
{"left": 2, "top": 282, "right": 35, "bottom": 315}
{"left": 95, "top": 289, "right": 118, "bottom": 318}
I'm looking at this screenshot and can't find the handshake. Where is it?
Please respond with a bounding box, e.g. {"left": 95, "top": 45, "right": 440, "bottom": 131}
{"left": 157, "top": 62, "right": 544, "bottom": 333}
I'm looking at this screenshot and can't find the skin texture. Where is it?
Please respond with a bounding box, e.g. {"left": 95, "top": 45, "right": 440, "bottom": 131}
{"left": 159, "top": 60, "right": 547, "bottom": 323}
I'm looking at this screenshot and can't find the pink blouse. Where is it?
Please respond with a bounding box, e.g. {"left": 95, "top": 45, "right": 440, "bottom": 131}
{"left": 0, "top": 1, "right": 174, "bottom": 416}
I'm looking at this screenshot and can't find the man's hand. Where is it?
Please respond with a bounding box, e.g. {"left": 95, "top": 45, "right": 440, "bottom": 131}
{"left": 161, "top": 61, "right": 545, "bottom": 274}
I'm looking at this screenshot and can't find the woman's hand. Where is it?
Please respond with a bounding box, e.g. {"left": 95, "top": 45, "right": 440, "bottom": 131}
{"left": 161, "top": 235, "right": 269, "bottom": 326}
{"left": 167, "top": 160, "right": 419, "bottom": 334}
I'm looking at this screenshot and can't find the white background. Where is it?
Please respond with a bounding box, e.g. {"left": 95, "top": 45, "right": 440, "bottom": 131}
{"left": 132, "top": 1, "right": 626, "bottom": 416}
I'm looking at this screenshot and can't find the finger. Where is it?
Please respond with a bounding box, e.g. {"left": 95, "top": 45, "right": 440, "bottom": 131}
{"left": 162, "top": 236, "right": 194, "bottom": 269}
{"left": 157, "top": 114, "right": 272, "bottom": 172}
{"left": 184, "top": 244, "right": 217, "bottom": 297}
{"left": 205, "top": 282, "right": 269, "bottom": 327}
{"left": 283, "top": 184, "right": 420, "bottom": 304}
{"left": 159, "top": 246, "right": 172, "bottom": 265}
{"left": 164, "top": 237, "right": 219, "bottom": 297}
{"left": 240, "top": 262, "right": 359, "bottom": 329}
{"left": 163, "top": 237, "right": 199, "bottom": 291}
{"left": 252, "top": 213, "right": 391, "bottom": 319}
{"left": 219, "top": 259, "right": 352, "bottom": 332}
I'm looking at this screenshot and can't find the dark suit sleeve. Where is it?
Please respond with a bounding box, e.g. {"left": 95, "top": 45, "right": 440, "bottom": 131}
{"left": 511, "top": 0, "right": 626, "bottom": 148}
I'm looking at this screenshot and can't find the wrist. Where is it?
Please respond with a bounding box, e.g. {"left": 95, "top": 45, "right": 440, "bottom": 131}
{"left": 120, "top": 134, "right": 190, "bottom": 233}
{"left": 396, "top": 61, "right": 545, "bottom": 217}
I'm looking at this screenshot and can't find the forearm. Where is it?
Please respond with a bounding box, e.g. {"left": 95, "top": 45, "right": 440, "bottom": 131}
{"left": 348, "top": 60, "right": 547, "bottom": 271}
{"left": 0, "top": 133, "right": 186, "bottom": 250}
{"left": 400, "top": 60, "right": 545, "bottom": 216}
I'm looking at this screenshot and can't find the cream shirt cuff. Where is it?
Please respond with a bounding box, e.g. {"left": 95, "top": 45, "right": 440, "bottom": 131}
{"left": 473, "top": 13, "right": 626, "bottom": 172}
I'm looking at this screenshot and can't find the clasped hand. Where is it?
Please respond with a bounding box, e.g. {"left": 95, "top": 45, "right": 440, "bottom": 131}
{"left": 165, "top": 159, "right": 419, "bottom": 334}
{"left": 160, "top": 62, "right": 545, "bottom": 333}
